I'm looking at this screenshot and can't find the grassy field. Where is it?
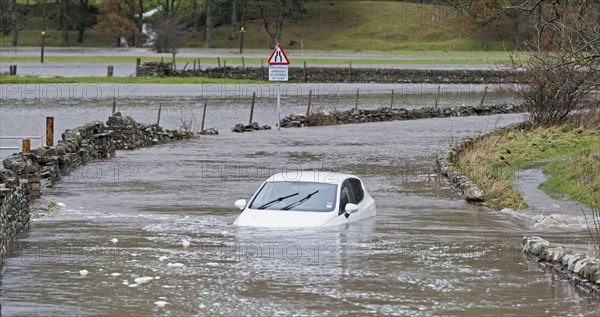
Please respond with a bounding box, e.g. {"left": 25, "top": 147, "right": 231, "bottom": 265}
{"left": 457, "top": 124, "right": 600, "bottom": 210}
{"left": 205, "top": 1, "right": 515, "bottom": 51}
{"left": 2, "top": 1, "right": 515, "bottom": 52}
{"left": 0, "top": 30, "right": 117, "bottom": 47}
{"left": 0, "top": 76, "right": 265, "bottom": 85}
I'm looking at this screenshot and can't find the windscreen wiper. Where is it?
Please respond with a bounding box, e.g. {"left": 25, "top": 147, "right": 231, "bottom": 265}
{"left": 257, "top": 192, "right": 299, "bottom": 210}
{"left": 282, "top": 190, "right": 319, "bottom": 210}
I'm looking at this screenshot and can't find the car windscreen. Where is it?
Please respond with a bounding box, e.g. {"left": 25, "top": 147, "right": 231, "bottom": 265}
{"left": 249, "top": 181, "right": 337, "bottom": 212}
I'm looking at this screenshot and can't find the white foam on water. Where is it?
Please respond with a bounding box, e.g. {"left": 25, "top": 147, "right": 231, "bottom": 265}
{"left": 154, "top": 300, "right": 169, "bottom": 307}
{"left": 134, "top": 277, "right": 154, "bottom": 285}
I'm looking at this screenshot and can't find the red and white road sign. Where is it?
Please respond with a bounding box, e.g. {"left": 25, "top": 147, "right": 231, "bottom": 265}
{"left": 267, "top": 43, "right": 290, "bottom": 65}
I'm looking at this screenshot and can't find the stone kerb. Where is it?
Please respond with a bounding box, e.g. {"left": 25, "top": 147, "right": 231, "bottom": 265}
{"left": 523, "top": 236, "right": 600, "bottom": 295}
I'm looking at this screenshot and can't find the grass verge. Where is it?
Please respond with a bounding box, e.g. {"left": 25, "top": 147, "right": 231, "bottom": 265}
{"left": 540, "top": 149, "right": 600, "bottom": 207}
{"left": 0, "top": 76, "right": 265, "bottom": 85}
{"left": 0, "top": 55, "right": 511, "bottom": 65}
{"left": 456, "top": 124, "right": 600, "bottom": 210}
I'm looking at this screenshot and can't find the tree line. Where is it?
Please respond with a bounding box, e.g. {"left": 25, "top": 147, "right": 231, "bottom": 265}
{"left": 446, "top": 0, "right": 600, "bottom": 126}
{"left": 0, "top": 0, "right": 309, "bottom": 51}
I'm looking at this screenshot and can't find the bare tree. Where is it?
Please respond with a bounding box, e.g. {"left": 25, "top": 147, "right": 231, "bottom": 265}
{"left": 229, "top": 0, "right": 238, "bottom": 40}
{"left": 157, "top": 0, "right": 182, "bottom": 17}
{"left": 204, "top": 0, "right": 212, "bottom": 48}
{"left": 512, "top": 1, "right": 600, "bottom": 126}
{"left": 58, "top": 0, "right": 73, "bottom": 45}
{"left": 153, "top": 16, "right": 186, "bottom": 53}
{"left": 0, "top": 0, "right": 28, "bottom": 46}
{"left": 257, "top": 0, "right": 307, "bottom": 48}
{"left": 76, "top": 0, "right": 97, "bottom": 43}
{"left": 455, "top": 1, "right": 531, "bottom": 50}
{"left": 191, "top": 0, "right": 200, "bottom": 36}
{"left": 138, "top": 0, "right": 145, "bottom": 32}
{"left": 450, "top": 0, "right": 600, "bottom": 126}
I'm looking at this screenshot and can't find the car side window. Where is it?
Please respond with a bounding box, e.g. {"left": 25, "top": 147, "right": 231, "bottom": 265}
{"left": 339, "top": 180, "right": 355, "bottom": 215}
{"left": 349, "top": 178, "right": 364, "bottom": 203}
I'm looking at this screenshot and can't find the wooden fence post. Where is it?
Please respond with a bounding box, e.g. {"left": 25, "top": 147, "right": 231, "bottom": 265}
{"left": 135, "top": 58, "right": 141, "bottom": 76}
{"left": 349, "top": 62, "right": 352, "bottom": 81}
{"left": 201, "top": 102, "right": 208, "bottom": 131}
{"left": 479, "top": 86, "right": 489, "bottom": 107}
{"left": 157, "top": 104, "right": 162, "bottom": 126}
{"left": 22, "top": 139, "right": 30, "bottom": 154}
{"left": 45, "top": 117, "right": 54, "bottom": 147}
{"left": 249, "top": 92, "right": 256, "bottom": 124}
{"left": 303, "top": 61, "right": 307, "bottom": 83}
{"left": 306, "top": 90, "right": 313, "bottom": 117}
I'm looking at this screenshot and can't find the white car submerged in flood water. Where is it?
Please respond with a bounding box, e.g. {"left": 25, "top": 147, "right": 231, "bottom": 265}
{"left": 233, "top": 171, "right": 376, "bottom": 227}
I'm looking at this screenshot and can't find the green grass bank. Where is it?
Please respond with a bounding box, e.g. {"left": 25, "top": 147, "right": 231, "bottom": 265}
{"left": 456, "top": 123, "right": 600, "bottom": 210}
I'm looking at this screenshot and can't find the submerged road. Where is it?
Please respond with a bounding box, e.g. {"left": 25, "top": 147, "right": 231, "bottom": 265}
{"left": 0, "top": 95, "right": 597, "bottom": 315}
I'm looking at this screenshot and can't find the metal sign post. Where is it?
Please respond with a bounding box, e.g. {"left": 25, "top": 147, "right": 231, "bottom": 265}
{"left": 276, "top": 83, "right": 281, "bottom": 131}
{"left": 267, "top": 44, "right": 290, "bottom": 131}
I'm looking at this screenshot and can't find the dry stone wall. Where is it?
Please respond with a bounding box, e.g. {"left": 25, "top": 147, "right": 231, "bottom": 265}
{"left": 434, "top": 122, "right": 529, "bottom": 204}
{"left": 0, "top": 114, "right": 192, "bottom": 271}
{"left": 281, "top": 104, "right": 523, "bottom": 128}
{"left": 138, "top": 63, "right": 516, "bottom": 84}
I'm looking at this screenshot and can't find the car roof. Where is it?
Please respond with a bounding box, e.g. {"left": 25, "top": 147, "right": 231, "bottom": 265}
{"left": 266, "top": 171, "right": 358, "bottom": 185}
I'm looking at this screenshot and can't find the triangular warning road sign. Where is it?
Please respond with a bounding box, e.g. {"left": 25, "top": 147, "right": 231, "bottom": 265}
{"left": 268, "top": 43, "right": 290, "bottom": 65}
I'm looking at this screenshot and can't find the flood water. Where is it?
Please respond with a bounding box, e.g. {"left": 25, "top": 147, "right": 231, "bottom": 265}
{"left": 0, "top": 83, "right": 514, "bottom": 155}
{"left": 0, "top": 87, "right": 598, "bottom": 316}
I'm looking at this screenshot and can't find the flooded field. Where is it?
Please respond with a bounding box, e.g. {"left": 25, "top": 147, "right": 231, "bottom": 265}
{"left": 0, "top": 83, "right": 513, "bottom": 154}
{"left": 0, "top": 88, "right": 597, "bottom": 316}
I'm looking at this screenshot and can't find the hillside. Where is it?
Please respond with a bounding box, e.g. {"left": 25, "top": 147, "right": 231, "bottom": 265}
{"left": 0, "top": 1, "right": 514, "bottom": 51}
{"left": 196, "top": 1, "right": 511, "bottom": 51}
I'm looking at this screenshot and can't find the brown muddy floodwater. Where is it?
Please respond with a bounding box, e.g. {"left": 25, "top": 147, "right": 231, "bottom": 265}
{"left": 0, "top": 91, "right": 598, "bottom": 316}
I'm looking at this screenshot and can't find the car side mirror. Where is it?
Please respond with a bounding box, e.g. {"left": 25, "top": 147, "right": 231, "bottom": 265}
{"left": 345, "top": 203, "right": 359, "bottom": 214}
{"left": 234, "top": 199, "right": 247, "bottom": 211}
